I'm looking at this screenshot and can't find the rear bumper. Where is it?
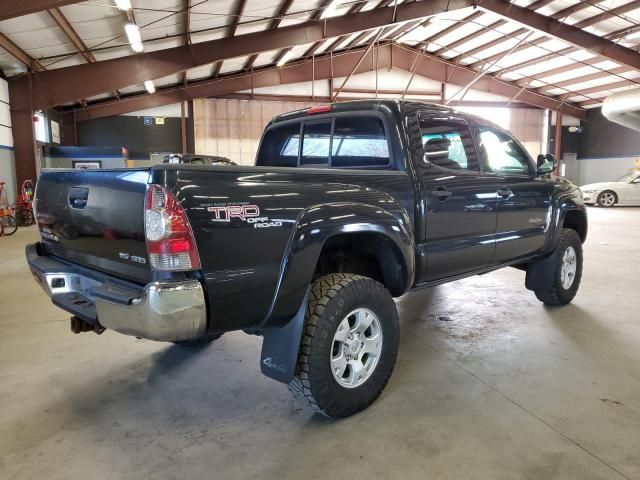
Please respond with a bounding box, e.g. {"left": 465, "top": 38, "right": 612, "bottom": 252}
{"left": 26, "top": 243, "right": 207, "bottom": 342}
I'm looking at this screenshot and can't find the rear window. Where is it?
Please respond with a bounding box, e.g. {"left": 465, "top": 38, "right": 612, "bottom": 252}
{"left": 256, "top": 122, "right": 300, "bottom": 167}
{"left": 256, "top": 115, "right": 390, "bottom": 169}
{"left": 332, "top": 117, "right": 389, "bottom": 168}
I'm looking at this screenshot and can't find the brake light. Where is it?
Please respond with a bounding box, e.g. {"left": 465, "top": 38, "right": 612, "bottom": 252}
{"left": 144, "top": 184, "right": 201, "bottom": 271}
{"left": 308, "top": 105, "right": 331, "bottom": 115}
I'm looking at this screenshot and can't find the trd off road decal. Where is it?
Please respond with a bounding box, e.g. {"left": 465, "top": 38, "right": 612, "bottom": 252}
{"left": 206, "top": 203, "right": 283, "bottom": 228}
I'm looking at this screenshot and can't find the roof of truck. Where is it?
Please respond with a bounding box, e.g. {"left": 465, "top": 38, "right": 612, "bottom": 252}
{"left": 269, "top": 99, "right": 458, "bottom": 125}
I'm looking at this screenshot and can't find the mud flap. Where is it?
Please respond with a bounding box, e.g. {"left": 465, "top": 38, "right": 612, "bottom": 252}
{"left": 525, "top": 247, "right": 560, "bottom": 291}
{"left": 260, "top": 290, "right": 309, "bottom": 384}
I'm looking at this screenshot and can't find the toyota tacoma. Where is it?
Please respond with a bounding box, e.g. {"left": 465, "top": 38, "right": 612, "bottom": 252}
{"left": 27, "top": 100, "right": 587, "bottom": 418}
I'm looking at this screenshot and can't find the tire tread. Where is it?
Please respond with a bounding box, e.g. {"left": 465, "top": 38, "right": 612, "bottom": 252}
{"left": 288, "top": 273, "right": 399, "bottom": 417}
{"left": 534, "top": 228, "right": 582, "bottom": 306}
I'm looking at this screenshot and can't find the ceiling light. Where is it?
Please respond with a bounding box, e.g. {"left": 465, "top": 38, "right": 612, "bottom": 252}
{"left": 114, "top": 0, "right": 132, "bottom": 11}
{"left": 277, "top": 50, "right": 294, "bottom": 67}
{"left": 320, "top": 0, "right": 342, "bottom": 19}
{"left": 125, "top": 23, "right": 143, "bottom": 52}
{"left": 144, "top": 80, "right": 155, "bottom": 94}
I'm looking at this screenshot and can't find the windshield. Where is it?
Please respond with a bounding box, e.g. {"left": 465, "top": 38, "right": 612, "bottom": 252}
{"left": 617, "top": 172, "right": 639, "bottom": 182}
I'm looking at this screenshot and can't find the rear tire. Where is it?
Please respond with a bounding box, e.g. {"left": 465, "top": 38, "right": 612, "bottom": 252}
{"left": 597, "top": 190, "right": 617, "bottom": 207}
{"left": 173, "top": 331, "right": 223, "bottom": 347}
{"left": 534, "top": 228, "right": 583, "bottom": 306}
{"left": 288, "top": 273, "right": 400, "bottom": 418}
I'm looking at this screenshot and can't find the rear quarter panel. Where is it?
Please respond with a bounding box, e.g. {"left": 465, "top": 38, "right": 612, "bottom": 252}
{"left": 153, "top": 165, "right": 415, "bottom": 332}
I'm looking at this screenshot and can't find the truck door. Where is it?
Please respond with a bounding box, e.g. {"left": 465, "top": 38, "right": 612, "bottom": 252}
{"left": 475, "top": 124, "right": 552, "bottom": 263}
{"left": 416, "top": 113, "right": 499, "bottom": 281}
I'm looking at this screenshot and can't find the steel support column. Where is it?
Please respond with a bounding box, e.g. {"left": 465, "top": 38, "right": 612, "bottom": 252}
{"left": 554, "top": 111, "right": 562, "bottom": 175}
{"left": 8, "top": 80, "right": 38, "bottom": 188}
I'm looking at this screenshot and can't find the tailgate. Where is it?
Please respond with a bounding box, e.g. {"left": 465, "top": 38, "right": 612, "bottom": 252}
{"left": 35, "top": 169, "right": 151, "bottom": 283}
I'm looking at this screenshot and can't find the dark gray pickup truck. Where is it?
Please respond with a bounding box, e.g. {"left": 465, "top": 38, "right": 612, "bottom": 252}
{"left": 27, "top": 100, "right": 587, "bottom": 417}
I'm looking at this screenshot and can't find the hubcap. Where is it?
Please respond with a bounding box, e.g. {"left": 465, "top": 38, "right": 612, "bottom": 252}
{"left": 330, "top": 308, "right": 383, "bottom": 389}
{"left": 560, "top": 246, "right": 577, "bottom": 290}
{"left": 600, "top": 192, "right": 615, "bottom": 206}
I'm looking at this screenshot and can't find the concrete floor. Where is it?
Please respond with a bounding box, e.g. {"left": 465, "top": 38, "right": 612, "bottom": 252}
{"left": 1, "top": 207, "right": 639, "bottom": 480}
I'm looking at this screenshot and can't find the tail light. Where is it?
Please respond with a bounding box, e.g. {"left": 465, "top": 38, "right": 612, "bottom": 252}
{"left": 144, "top": 184, "right": 201, "bottom": 271}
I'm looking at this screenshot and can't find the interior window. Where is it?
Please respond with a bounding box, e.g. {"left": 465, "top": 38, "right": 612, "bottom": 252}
{"left": 331, "top": 117, "right": 390, "bottom": 168}
{"left": 256, "top": 122, "right": 301, "bottom": 167}
{"left": 419, "top": 117, "right": 479, "bottom": 171}
{"left": 479, "top": 127, "right": 531, "bottom": 176}
{"left": 301, "top": 121, "right": 332, "bottom": 166}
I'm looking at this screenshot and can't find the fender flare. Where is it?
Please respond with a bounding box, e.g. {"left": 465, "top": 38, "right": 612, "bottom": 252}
{"left": 261, "top": 201, "right": 414, "bottom": 329}
{"left": 543, "top": 194, "right": 587, "bottom": 254}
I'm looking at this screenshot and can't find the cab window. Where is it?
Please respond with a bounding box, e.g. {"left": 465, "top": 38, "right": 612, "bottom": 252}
{"left": 256, "top": 122, "right": 300, "bottom": 167}
{"left": 256, "top": 115, "right": 391, "bottom": 169}
{"left": 478, "top": 127, "right": 532, "bottom": 176}
{"left": 418, "top": 117, "right": 479, "bottom": 172}
{"left": 301, "top": 121, "right": 332, "bottom": 167}
{"left": 331, "top": 117, "right": 390, "bottom": 168}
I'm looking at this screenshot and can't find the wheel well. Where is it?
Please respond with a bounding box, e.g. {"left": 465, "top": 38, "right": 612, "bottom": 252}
{"left": 314, "top": 233, "right": 407, "bottom": 296}
{"left": 563, "top": 210, "right": 587, "bottom": 243}
{"left": 600, "top": 190, "right": 618, "bottom": 201}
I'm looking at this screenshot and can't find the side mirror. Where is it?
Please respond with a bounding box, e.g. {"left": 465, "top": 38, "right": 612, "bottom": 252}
{"left": 537, "top": 153, "right": 556, "bottom": 175}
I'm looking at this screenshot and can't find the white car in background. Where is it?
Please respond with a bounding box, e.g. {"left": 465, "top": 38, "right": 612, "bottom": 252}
{"left": 581, "top": 171, "right": 640, "bottom": 207}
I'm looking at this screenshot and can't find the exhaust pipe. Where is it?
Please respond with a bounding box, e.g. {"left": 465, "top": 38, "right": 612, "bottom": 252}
{"left": 70, "top": 316, "right": 105, "bottom": 335}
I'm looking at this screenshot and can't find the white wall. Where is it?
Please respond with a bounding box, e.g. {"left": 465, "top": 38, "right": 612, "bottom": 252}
{"left": 194, "top": 97, "right": 545, "bottom": 167}
{"left": 576, "top": 156, "right": 639, "bottom": 186}
{"left": 0, "top": 78, "right": 17, "bottom": 204}
{"left": 194, "top": 98, "right": 316, "bottom": 165}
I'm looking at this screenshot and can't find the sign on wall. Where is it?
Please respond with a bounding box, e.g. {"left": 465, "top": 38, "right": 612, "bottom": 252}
{"left": 50, "top": 120, "right": 60, "bottom": 144}
{"left": 72, "top": 160, "right": 102, "bottom": 169}
{"left": 143, "top": 117, "right": 152, "bottom": 126}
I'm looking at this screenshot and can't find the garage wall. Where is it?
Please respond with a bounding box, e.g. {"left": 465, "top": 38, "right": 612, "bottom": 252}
{"left": 194, "top": 99, "right": 545, "bottom": 166}
{"left": 580, "top": 108, "right": 640, "bottom": 158}
{"left": 193, "top": 98, "right": 315, "bottom": 165}
{"left": 576, "top": 157, "right": 638, "bottom": 185}
{"left": 567, "top": 108, "right": 640, "bottom": 184}
{"left": 75, "top": 102, "right": 194, "bottom": 158}
{"left": 509, "top": 108, "right": 544, "bottom": 160}
{"left": 0, "top": 78, "right": 17, "bottom": 203}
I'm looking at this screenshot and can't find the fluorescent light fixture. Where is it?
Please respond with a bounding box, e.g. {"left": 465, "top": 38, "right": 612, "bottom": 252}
{"left": 125, "top": 23, "right": 143, "bottom": 52}
{"left": 144, "top": 80, "right": 156, "bottom": 94}
{"left": 114, "top": 0, "right": 132, "bottom": 11}
{"left": 277, "top": 50, "right": 294, "bottom": 67}
{"left": 320, "top": 0, "right": 342, "bottom": 19}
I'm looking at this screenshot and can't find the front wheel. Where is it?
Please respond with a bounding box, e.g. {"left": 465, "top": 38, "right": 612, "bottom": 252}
{"left": 1, "top": 215, "right": 17, "bottom": 236}
{"left": 289, "top": 273, "right": 400, "bottom": 418}
{"left": 534, "top": 228, "right": 583, "bottom": 306}
{"left": 597, "top": 190, "right": 617, "bottom": 207}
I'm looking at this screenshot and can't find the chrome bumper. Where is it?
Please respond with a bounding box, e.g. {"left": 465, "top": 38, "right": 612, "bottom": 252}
{"left": 26, "top": 244, "right": 206, "bottom": 342}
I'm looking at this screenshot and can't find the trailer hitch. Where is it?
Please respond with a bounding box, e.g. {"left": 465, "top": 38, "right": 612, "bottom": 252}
{"left": 70, "top": 316, "right": 105, "bottom": 335}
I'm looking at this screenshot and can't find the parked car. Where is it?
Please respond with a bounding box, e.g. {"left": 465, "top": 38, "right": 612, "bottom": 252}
{"left": 581, "top": 171, "right": 640, "bottom": 207}
{"left": 27, "top": 100, "right": 587, "bottom": 418}
{"left": 163, "top": 153, "right": 236, "bottom": 165}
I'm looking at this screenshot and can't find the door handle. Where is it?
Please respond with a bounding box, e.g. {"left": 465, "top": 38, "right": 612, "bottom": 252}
{"left": 431, "top": 188, "right": 452, "bottom": 200}
{"left": 497, "top": 188, "right": 512, "bottom": 199}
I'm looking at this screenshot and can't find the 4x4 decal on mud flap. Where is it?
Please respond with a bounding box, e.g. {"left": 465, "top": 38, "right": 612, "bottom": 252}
{"left": 207, "top": 204, "right": 283, "bottom": 228}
